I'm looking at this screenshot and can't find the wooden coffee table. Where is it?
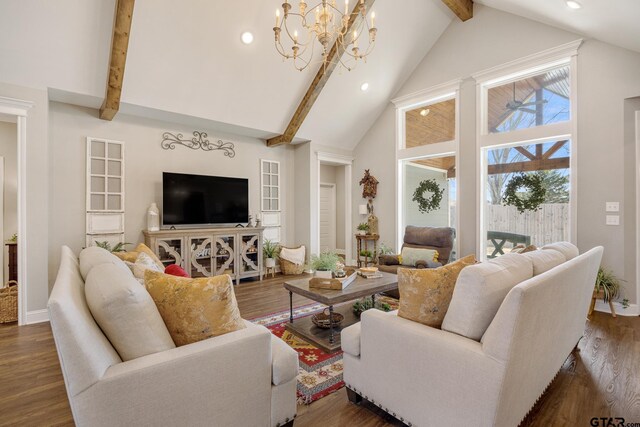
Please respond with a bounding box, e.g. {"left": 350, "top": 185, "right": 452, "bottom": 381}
{"left": 283, "top": 271, "right": 398, "bottom": 353}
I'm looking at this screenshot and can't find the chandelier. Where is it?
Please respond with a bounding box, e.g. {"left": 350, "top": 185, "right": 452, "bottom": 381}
{"left": 273, "top": 0, "right": 377, "bottom": 72}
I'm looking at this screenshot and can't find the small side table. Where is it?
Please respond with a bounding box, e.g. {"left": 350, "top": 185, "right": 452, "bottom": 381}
{"left": 356, "top": 234, "right": 379, "bottom": 268}
{"left": 265, "top": 266, "right": 276, "bottom": 279}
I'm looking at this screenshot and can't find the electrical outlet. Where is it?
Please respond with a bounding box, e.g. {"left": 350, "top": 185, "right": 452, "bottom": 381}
{"left": 606, "top": 215, "right": 620, "bottom": 226}
{"left": 605, "top": 202, "right": 620, "bottom": 212}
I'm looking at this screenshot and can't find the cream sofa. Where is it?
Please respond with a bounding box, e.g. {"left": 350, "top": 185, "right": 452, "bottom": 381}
{"left": 341, "top": 243, "right": 603, "bottom": 427}
{"left": 48, "top": 246, "right": 298, "bottom": 427}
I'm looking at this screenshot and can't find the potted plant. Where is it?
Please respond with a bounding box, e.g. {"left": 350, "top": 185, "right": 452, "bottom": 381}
{"left": 263, "top": 239, "right": 280, "bottom": 268}
{"left": 357, "top": 222, "right": 370, "bottom": 235}
{"left": 378, "top": 243, "right": 394, "bottom": 256}
{"left": 594, "top": 266, "right": 622, "bottom": 303}
{"left": 352, "top": 298, "right": 392, "bottom": 318}
{"left": 309, "top": 251, "right": 341, "bottom": 279}
{"left": 359, "top": 249, "right": 373, "bottom": 259}
{"left": 94, "top": 241, "right": 130, "bottom": 253}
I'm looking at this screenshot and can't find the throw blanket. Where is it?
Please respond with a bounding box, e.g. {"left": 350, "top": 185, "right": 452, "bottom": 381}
{"left": 280, "top": 246, "right": 305, "bottom": 266}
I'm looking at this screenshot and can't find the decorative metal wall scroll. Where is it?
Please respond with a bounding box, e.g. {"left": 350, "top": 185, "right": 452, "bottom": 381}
{"left": 161, "top": 131, "right": 235, "bottom": 158}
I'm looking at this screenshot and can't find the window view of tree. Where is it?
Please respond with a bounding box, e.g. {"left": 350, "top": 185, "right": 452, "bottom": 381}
{"left": 485, "top": 140, "right": 571, "bottom": 257}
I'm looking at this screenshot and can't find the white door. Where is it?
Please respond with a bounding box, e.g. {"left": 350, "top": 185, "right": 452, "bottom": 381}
{"left": 319, "top": 183, "right": 336, "bottom": 253}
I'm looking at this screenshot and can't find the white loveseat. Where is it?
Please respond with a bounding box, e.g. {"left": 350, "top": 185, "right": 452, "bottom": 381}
{"left": 48, "top": 246, "right": 298, "bottom": 427}
{"left": 341, "top": 243, "right": 603, "bottom": 427}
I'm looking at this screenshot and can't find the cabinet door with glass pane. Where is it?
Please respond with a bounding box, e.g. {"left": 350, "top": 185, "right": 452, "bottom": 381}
{"left": 86, "top": 138, "right": 125, "bottom": 247}
{"left": 188, "top": 236, "right": 214, "bottom": 278}
{"left": 213, "top": 235, "right": 236, "bottom": 277}
{"left": 239, "top": 233, "right": 261, "bottom": 277}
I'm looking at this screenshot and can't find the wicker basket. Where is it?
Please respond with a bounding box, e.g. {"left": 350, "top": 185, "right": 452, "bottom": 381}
{"left": 0, "top": 281, "right": 18, "bottom": 323}
{"left": 279, "top": 246, "right": 306, "bottom": 275}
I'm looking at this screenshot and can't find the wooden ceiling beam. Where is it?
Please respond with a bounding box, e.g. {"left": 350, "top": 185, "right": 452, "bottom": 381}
{"left": 99, "top": 0, "right": 135, "bottom": 121}
{"left": 441, "top": 0, "right": 473, "bottom": 22}
{"left": 488, "top": 157, "right": 569, "bottom": 175}
{"left": 267, "top": 0, "right": 376, "bottom": 147}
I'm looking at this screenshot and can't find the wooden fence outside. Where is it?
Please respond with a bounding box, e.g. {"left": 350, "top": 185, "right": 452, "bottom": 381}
{"left": 485, "top": 203, "right": 569, "bottom": 247}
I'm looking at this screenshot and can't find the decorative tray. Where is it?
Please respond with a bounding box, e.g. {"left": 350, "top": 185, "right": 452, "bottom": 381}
{"left": 309, "top": 268, "right": 357, "bottom": 290}
{"left": 312, "top": 309, "right": 345, "bottom": 329}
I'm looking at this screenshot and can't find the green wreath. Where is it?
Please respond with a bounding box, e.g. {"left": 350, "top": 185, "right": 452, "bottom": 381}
{"left": 502, "top": 173, "right": 546, "bottom": 213}
{"left": 412, "top": 179, "right": 444, "bottom": 213}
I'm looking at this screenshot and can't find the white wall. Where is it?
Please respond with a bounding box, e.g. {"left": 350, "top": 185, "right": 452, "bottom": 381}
{"left": 404, "top": 164, "right": 449, "bottom": 229}
{"left": 353, "top": 4, "right": 640, "bottom": 303}
{"left": 48, "top": 102, "right": 295, "bottom": 282}
{"left": 0, "top": 121, "right": 17, "bottom": 283}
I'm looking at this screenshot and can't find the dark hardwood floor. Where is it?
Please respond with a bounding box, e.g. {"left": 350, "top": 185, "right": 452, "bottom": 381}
{"left": 0, "top": 274, "right": 638, "bottom": 426}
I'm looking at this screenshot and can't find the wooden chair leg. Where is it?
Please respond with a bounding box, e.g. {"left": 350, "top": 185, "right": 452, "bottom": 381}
{"left": 346, "top": 387, "right": 363, "bottom": 404}
{"left": 588, "top": 295, "right": 596, "bottom": 317}
{"left": 609, "top": 299, "right": 617, "bottom": 318}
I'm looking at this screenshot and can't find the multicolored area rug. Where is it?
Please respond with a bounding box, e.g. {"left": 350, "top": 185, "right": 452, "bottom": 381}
{"left": 251, "top": 303, "right": 343, "bottom": 404}
{"left": 250, "top": 297, "right": 399, "bottom": 405}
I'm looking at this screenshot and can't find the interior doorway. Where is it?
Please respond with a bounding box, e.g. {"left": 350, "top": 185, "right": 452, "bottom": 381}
{"left": 317, "top": 158, "right": 352, "bottom": 261}
{"left": 319, "top": 183, "right": 337, "bottom": 252}
{"left": 0, "top": 118, "right": 18, "bottom": 324}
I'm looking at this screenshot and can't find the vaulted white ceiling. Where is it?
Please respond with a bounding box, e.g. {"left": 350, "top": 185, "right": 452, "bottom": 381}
{"left": 0, "top": 0, "right": 638, "bottom": 150}
{"left": 0, "top": 0, "right": 453, "bottom": 149}
{"left": 475, "top": 0, "right": 640, "bottom": 54}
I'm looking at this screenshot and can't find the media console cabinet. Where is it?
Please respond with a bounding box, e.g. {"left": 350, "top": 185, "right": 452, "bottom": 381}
{"left": 143, "top": 227, "right": 264, "bottom": 285}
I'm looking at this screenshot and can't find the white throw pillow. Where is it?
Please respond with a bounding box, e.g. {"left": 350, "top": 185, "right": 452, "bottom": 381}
{"left": 126, "top": 252, "right": 163, "bottom": 279}
{"left": 85, "top": 263, "right": 175, "bottom": 361}
{"left": 280, "top": 246, "right": 305, "bottom": 265}
{"left": 542, "top": 242, "right": 579, "bottom": 261}
{"left": 400, "top": 247, "right": 438, "bottom": 267}
{"left": 522, "top": 249, "right": 566, "bottom": 276}
{"left": 442, "top": 253, "right": 534, "bottom": 341}
{"left": 79, "top": 246, "right": 130, "bottom": 280}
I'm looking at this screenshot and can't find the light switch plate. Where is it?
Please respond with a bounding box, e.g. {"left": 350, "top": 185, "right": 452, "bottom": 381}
{"left": 606, "top": 215, "right": 620, "bottom": 226}
{"left": 606, "top": 202, "right": 620, "bottom": 212}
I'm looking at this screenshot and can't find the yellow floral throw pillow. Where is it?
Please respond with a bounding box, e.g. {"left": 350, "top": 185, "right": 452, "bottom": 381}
{"left": 114, "top": 243, "right": 164, "bottom": 270}
{"left": 144, "top": 271, "right": 246, "bottom": 346}
{"left": 398, "top": 254, "right": 476, "bottom": 328}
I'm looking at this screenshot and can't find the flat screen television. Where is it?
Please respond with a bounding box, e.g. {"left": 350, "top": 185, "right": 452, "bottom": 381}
{"left": 162, "top": 172, "right": 249, "bottom": 227}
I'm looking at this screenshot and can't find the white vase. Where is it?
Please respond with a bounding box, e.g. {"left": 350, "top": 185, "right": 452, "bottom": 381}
{"left": 147, "top": 203, "right": 160, "bottom": 231}
{"left": 315, "top": 270, "right": 333, "bottom": 279}
{"left": 265, "top": 258, "right": 276, "bottom": 268}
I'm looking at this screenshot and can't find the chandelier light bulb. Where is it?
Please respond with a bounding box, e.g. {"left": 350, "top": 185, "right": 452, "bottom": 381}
{"left": 276, "top": 9, "right": 280, "bottom": 26}
{"left": 371, "top": 11, "right": 375, "bottom": 27}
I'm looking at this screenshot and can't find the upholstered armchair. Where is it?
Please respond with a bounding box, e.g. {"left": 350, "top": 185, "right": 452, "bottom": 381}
{"left": 378, "top": 226, "right": 455, "bottom": 299}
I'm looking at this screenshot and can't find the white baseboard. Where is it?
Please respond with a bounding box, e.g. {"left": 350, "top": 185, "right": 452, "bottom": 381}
{"left": 26, "top": 309, "right": 49, "bottom": 324}
{"left": 594, "top": 300, "right": 639, "bottom": 317}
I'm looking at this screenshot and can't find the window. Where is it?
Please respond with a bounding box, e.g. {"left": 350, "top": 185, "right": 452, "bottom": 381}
{"left": 401, "top": 154, "right": 457, "bottom": 260}
{"left": 393, "top": 84, "right": 460, "bottom": 255}
{"left": 478, "top": 52, "right": 577, "bottom": 260}
{"left": 483, "top": 140, "right": 570, "bottom": 258}
{"left": 487, "top": 65, "right": 570, "bottom": 134}
{"left": 404, "top": 98, "right": 456, "bottom": 147}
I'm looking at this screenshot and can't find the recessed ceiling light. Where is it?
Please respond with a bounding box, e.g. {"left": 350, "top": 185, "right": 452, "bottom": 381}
{"left": 566, "top": 0, "right": 581, "bottom": 9}
{"left": 420, "top": 109, "right": 430, "bottom": 117}
{"left": 360, "top": 82, "right": 369, "bottom": 91}
{"left": 241, "top": 32, "right": 254, "bottom": 44}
